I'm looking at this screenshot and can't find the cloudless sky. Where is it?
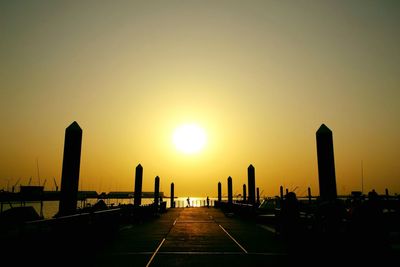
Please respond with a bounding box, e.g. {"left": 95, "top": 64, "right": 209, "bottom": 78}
{"left": 1, "top": 0, "right": 399, "bottom": 197}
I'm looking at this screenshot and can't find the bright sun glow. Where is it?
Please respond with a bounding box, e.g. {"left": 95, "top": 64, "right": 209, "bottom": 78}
{"left": 173, "top": 124, "right": 207, "bottom": 154}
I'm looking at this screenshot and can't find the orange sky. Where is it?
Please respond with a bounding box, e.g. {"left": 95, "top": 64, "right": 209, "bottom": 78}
{"left": 1, "top": 1, "right": 399, "bottom": 197}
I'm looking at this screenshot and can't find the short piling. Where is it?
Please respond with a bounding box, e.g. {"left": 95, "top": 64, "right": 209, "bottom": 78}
{"left": 228, "top": 176, "right": 233, "bottom": 204}
{"left": 134, "top": 164, "right": 143, "bottom": 206}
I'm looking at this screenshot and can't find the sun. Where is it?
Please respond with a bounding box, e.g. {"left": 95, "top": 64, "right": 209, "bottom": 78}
{"left": 173, "top": 124, "right": 207, "bottom": 154}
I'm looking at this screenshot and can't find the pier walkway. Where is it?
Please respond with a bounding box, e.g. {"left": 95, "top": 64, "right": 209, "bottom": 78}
{"left": 95, "top": 207, "right": 288, "bottom": 267}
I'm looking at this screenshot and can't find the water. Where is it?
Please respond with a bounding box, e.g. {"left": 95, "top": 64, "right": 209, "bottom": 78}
{"left": 1, "top": 201, "right": 60, "bottom": 219}
{"left": 1, "top": 197, "right": 221, "bottom": 219}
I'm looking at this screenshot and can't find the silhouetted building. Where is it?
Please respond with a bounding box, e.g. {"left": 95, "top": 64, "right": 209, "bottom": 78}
{"left": 59, "top": 121, "right": 82, "bottom": 216}
{"left": 316, "top": 124, "right": 337, "bottom": 201}
{"left": 20, "top": 185, "right": 44, "bottom": 201}
{"left": 243, "top": 184, "right": 247, "bottom": 202}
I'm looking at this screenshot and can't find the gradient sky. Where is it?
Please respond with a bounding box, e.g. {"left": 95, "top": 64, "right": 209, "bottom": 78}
{"left": 1, "top": 0, "right": 399, "bottom": 198}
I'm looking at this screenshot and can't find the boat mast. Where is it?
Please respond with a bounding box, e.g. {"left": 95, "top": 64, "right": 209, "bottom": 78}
{"left": 361, "top": 160, "right": 364, "bottom": 194}
{"left": 36, "top": 158, "right": 41, "bottom": 186}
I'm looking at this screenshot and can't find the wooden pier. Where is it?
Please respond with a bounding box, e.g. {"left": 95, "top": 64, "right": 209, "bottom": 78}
{"left": 94, "top": 207, "right": 287, "bottom": 267}
{"left": 2, "top": 205, "right": 400, "bottom": 267}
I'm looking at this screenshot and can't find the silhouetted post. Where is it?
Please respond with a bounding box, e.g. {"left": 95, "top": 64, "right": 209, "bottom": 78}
{"left": 134, "top": 164, "right": 143, "bottom": 206}
{"left": 280, "top": 192, "right": 300, "bottom": 247}
{"left": 243, "top": 184, "right": 247, "bottom": 202}
{"left": 248, "top": 164, "right": 256, "bottom": 205}
{"left": 308, "top": 187, "right": 312, "bottom": 204}
{"left": 280, "top": 186, "right": 284, "bottom": 199}
{"left": 218, "top": 182, "right": 222, "bottom": 202}
{"left": 154, "top": 176, "right": 160, "bottom": 208}
{"left": 256, "top": 187, "right": 260, "bottom": 204}
{"left": 385, "top": 188, "right": 389, "bottom": 198}
{"left": 170, "top": 182, "right": 175, "bottom": 208}
{"left": 286, "top": 188, "right": 289, "bottom": 195}
{"left": 228, "top": 176, "right": 233, "bottom": 204}
{"left": 316, "top": 124, "right": 337, "bottom": 201}
{"left": 59, "top": 121, "right": 82, "bottom": 216}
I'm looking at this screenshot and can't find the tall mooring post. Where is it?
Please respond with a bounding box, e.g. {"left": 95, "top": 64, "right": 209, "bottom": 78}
{"left": 154, "top": 176, "right": 160, "bottom": 208}
{"left": 280, "top": 186, "right": 284, "bottom": 199}
{"left": 170, "top": 182, "right": 175, "bottom": 208}
{"left": 308, "top": 187, "right": 312, "bottom": 204}
{"left": 256, "top": 187, "right": 260, "bottom": 204}
{"left": 248, "top": 164, "right": 256, "bottom": 205}
{"left": 316, "top": 124, "right": 337, "bottom": 201}
{"left": 59, "top": 121, "right": 82, "bottom": 216}
{"left": 243, "top": 184, "right": 247, "bottom": 202}
{"left": 218, "top": 182, "right": 222, "bottom": 202}
{"left": 227, "top": 176, "right": 233, "bottom": 204}
{"left": 134, "top": 164, "right": 143, "bottom": 206}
